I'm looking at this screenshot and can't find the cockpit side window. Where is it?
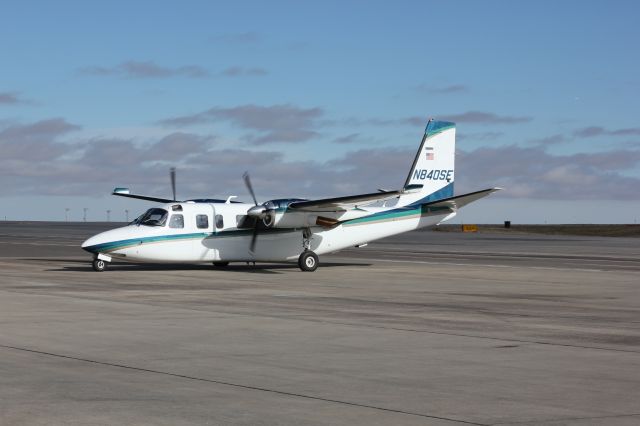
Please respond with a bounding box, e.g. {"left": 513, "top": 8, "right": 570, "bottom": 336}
{"left": 169, "top": 214, "right": 184, "bottom": 229}
{"left": 137, "top": 208, "right": 168, "bottom": 227}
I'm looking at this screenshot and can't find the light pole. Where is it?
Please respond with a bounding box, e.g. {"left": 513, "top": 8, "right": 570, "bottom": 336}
{"left": 83, "top": 208, "right": 88, "bottom": 222}
{"left": 106, "top": 210, "right": 111, "bottom": 222}
{"left": 65, "top": 208, "right": 70, "bottom": 222}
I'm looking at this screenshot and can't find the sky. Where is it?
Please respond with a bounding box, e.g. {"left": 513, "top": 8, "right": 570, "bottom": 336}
{"left": 1, "top": 0, "right": 639, "bottom": 223}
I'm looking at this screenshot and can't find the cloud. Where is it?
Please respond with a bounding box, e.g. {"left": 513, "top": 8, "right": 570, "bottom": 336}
{"left": 81, "top": 138, "right": 142, "bottom": 167}
{"left": 220, "top": 66, "right": 268, "bottom": 77}
{"left": 160, "top": 104, "right": 324, "bottom": 144}
{"left": 416, "top": 84, "right": 469, "bottom": 94}
{"left": 457, "top": 131, "right": 504, "bottom": 142}
{"left": 79, "top": 61, "right": 210, "bottom": 79}
{"left": 573, "top": 126, "right": 640, "bottom": 138}
{"left": 2, "top": 118, "right": 639, "bottom": 202}
{"left": 79, "top": 132, "right": 217, "bottom": 168}
{"left": 0, "top": 119, "right": 81, "bottom": 181}
{"left": 145, "top": 132, "right": 216, "bottom": 161}
{"left": 527, "top": 134, "right": 567, "bottom": 146}
{"left": 0, "top": 118, "right": 80, "bottom": 162}
{"left": 327, "top": 116, "right": 423, "bottom": 128}
{"left": 456, "top": 145, "right": 640, "bottom": 199}
{"left": 332, "top": 133, "right": 362, "bottom": 144}
{"left": 0, "top": 91, "right": 30, "bottom": 105}
{"left": 331, "top": 111, "right": 529, "bottom": 129}
{"left": 440, "top": 111, "right": 532, "bottom": 125}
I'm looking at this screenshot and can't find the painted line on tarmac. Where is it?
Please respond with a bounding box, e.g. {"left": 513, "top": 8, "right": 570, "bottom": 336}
{"left": 0, "top": 344, "right": 487, "bottom": 425}
{"left": 2, "top": 241, "right": 79, "bottom": 247}
{"left": 490, "top": 412, "right": 640, "bottom": 425}
{"left": 350, "top": 257, "right": 607, "bottom": 272}
{"left": 362, "top": 247, "right": 640, "bottom": 262}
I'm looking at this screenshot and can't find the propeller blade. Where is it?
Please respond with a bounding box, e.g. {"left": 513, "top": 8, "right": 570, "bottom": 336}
{"left": 170, "top": 167, "right": 177, "bottom": 201}
{"left": 242, "top": 171, "right": 258, "bottom": 206}
{"left": 249, "top": 225, "right": 259, "bottom": 253}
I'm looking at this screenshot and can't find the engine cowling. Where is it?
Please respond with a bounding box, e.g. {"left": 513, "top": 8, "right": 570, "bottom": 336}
{"left": 247, "top": 198, "right": 317, "bottom": 229}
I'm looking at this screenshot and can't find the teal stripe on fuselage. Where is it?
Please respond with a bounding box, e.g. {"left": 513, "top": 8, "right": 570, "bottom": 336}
{"left": 83, "top": 228, "right": 298, "bottom": 254}
{"left": 84, "top": 232, "right": 210, "bottom": 253}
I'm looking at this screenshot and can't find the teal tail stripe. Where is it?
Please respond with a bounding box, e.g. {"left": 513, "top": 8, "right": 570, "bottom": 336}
{"left": 425, "top": 120, "right": 455, "bottom": 137}
{"left": 408, "top": 182, "right": 454, "bottom": 206}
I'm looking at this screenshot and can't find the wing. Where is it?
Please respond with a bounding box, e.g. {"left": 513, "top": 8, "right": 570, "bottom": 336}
{"left": 421, "top": 187, "right": 502, "bottom": 210}
{"left": 112, "top": 188, "right": 177, "bottom": 204}
{"left": 288, "top": 190, "right": 404, "bottom": 212}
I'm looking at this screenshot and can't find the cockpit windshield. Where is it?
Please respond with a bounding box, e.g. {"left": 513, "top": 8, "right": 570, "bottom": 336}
{"left": 134, "top": 208, "right": 168, "bottom": 227}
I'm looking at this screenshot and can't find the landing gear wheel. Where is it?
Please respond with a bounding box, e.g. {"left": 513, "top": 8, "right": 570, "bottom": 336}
{"left": 213, "top": 261, "right": 229, "bottom": 267}
{"left": 92, "top": 258, "right": 107, "bottom": 272}
{"left": 298, "top": 251, "right": 319, "bottom": 272}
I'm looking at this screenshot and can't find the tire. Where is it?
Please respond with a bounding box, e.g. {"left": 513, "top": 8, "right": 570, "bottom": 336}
{"left": 298, "top": 251, "right": 319, "bottom": 272}
{"left": 213, "top": 261, "right": 230, "bottom": 267}
{"left": 92, "top": 258, "right": 107, "bottom": 272}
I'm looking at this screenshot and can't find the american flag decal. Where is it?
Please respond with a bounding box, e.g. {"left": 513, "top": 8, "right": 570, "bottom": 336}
{"left": 425, "top": 147, "right": 434, "bottom": 160}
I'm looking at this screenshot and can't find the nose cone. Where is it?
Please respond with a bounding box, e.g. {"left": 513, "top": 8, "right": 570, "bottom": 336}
{"left": 81, "top": 233, "right": 104, "bottom": 253}
{"left": 81, "top": 227, "right": 130, "bottom": 254}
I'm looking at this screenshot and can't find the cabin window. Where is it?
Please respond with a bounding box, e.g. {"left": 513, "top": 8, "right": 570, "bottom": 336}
{"left": 136, "top": 208, "right": 168, "bottom": 227}
{"left": 215, "top": 214, "right": 224, "bottom": 229}
{"left": 169, "top": 214, "right": 184, "bottom": 229}
{"left": 196, "top": 214, "right": 209, "bottom": 229}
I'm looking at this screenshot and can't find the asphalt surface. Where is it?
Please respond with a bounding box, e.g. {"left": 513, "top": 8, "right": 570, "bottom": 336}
{"left": 0, "top": 222, "right": 639, "bottom": 425}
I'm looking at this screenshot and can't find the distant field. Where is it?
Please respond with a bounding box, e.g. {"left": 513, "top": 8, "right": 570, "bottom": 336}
{"left": 434, "top": 224, "right": 640, "bottom": 237}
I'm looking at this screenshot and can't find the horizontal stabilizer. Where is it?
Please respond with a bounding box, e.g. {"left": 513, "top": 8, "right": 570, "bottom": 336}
{"left": 422, "top": 187, "right": 502, "bottom": 210}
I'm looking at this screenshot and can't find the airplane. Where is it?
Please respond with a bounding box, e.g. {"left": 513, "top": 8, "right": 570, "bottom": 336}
{"left": 82, "top": 119, "right": 501, "bottom": 272}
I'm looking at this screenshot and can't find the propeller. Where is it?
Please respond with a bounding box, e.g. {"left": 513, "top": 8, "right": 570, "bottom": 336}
{"left": 243, "top": 172, "right": 257, "bottom": 206}
{"left": 170, "top": 167, "right": 177, "bottom": 201}
{"left": 242, "top": 171, "right": 278, "bottom": 253}
{"left": 242, "top": 172, "right": 261, "bottom": 253}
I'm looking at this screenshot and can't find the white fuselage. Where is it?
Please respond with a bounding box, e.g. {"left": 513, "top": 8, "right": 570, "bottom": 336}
{"left": 82, "top": 201, "right": 455, "bottom": 263}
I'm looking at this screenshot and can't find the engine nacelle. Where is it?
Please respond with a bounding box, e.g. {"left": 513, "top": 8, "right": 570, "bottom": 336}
{"left": 261, "top": 199, "right": 316, "bottom": 228}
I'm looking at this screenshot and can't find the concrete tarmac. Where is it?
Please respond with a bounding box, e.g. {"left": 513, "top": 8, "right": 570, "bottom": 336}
{"left": 0, "top": 222, "right": 639, "bottom": 425}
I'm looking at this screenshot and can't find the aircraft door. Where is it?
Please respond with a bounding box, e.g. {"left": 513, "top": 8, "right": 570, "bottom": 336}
{"left": 192, "top": 204, "right": 215, "bottom": 261}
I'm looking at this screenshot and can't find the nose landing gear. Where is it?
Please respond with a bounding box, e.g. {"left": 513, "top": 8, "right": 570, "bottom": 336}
{"left": 92, "top": 258, "right": 107, "bottom": 272}
{"left": 91, "top": 253, "right": 112, "bottom": 272}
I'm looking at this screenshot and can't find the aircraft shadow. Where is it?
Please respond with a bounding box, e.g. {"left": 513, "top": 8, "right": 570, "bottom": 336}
{"left": 43, "top": 261, "right": 370, "bottom": 274}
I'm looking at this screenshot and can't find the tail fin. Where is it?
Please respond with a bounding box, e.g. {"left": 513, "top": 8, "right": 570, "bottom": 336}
{"left": 399, "top": 119, "right": 456, "bottom": 206}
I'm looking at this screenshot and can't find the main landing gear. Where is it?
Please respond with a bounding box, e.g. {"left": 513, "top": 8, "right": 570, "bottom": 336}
{"left": 298, "top": 250, "right": 319, "bottom": 272}
{"left": 212, "top": 261, "right": 230, "bottom": 268}
{"left": 298, "top": 227, "right": 319, "bottom": 272}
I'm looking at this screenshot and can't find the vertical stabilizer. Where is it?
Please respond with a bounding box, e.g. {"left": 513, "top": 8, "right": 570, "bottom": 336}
{"left": 399, "top": 119, "right": 456, "bottom": 206}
